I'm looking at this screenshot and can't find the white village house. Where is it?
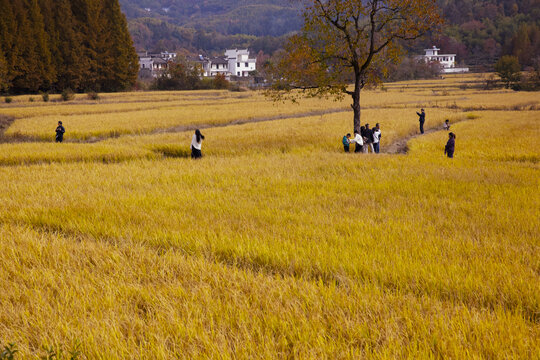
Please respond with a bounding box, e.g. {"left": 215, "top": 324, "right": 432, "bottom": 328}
{"left": 225, "top": 49, "right": 256, "bottom": 77}
{"left": 195, "top": 49, "right": 257, "bottom": 78}
{"left": 137, "top": 51, "right": 177, "bottom": 78}
{"left": 138, "top": 49, "right": 257, "bottom": 79}
{"left": 415, "top": 46, "right": 469, "bottom": 74}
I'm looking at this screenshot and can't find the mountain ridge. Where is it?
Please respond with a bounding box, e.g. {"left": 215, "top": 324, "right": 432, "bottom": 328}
{"left": 121, "top": 0, "right": 540, "bottom": 68}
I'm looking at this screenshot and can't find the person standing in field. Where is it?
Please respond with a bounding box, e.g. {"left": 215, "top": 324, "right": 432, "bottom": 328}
{"left": 351, "top": 130, "right": 363, "bottom": 153}
{"left": 363, "top": 123, "right": 374, "bottom": 153}
{"left": 444, "top": 132, "right": 456, "bottom": 158}
{"left": 372, "top": 123, "right": 382, "bottom": 154}
{"left": 191, "top": 129, "right": 205, "bottom": 159}
{"left": 342, "top": 133, "right": 351, "bottom": 152}
{"left": 55, "top": 121, "right": 65, "bottom": 143}
{"left": 417, "top": 108, "right": 426, "bottom": 134}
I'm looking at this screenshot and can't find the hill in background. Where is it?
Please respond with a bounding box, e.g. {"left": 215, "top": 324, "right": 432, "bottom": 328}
{"left": 119, "top": 0, "right": 302, "bottom": 37}
{"left": 121, "top": 0, "right": 540, "bottom": 69}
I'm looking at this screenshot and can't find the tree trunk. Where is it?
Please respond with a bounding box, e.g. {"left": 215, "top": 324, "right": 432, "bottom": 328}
{"left": 352, "top": 72, "right": 362, "bottom": 133}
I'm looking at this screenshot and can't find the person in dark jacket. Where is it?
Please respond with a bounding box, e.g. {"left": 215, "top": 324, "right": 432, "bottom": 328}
{"left": 342, "top": 133, "right": 351, "bottom": 152}
{"left": 55, "top": 121, "right": 65, "bottom": 143}
{"left": 363, "top": 123, "right": 374, "bottom": 153}
{"left": 417, "top": 108, "right": 426, "bottom": 134}
{"left": 444, "top": 132, "right": 456, "bottom": 158}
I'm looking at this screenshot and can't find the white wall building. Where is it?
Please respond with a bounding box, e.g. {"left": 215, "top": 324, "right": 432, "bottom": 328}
{"left": 415, "top": 46, "right": 469, "bottom": 74}
{"left": 137, "top": 51, "right": 173, "bottom": 78}
{"left": 194, "top": 49, "right": 257, "bottom": 78}
{"left": 225, "top": 49, "right": 256, "bottom": 77}
{"left": 207, "top": 57, "right": 230, "bottom": 77}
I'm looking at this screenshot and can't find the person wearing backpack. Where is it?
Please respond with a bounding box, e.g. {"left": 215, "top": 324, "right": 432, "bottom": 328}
{"left": 342, "top": 133, "right": 351, "bottom": 152}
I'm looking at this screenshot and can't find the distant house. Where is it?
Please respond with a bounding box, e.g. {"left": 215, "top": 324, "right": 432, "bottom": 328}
{"left": 193, "top": 49, "right": 257, "bottom": 78}
{"left": 225, "top": 49, "right": 256, "bottom": 77}
{"left": 207, "top": 57, "right": 230, "bottom": 77}
{"left": 415, "top": 46, "right": 469, "bottom": 74}
{"left": 137, "top": 51, "right": 177, "bottom": 78}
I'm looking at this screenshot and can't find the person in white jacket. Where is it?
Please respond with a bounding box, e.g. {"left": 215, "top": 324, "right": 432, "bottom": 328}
{"left": 372, "top": 123, "right": 382, "bottom": 153}
{"left": 191, "top": 129, "right": 205, "bottom": 158}
{"left": 350, "top": 130, "right": 364, "bottom": 153}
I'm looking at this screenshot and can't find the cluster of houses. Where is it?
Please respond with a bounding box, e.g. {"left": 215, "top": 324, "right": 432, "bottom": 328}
{"left": 137, "top": 49, "right": 257, "bottom": 79}
{"left": 137, "top": 51, "right": 177, "bottom": 79}
{"left": 137, "top": 46, "right": 468, "bottom": 80}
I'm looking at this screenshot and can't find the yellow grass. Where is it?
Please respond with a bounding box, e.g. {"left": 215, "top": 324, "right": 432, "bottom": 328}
{"left": 4, "top": 97, "right": 350, "bottom": 140}
{"left": 110, "top": 108, "right": 464, "bottom": 157}
{"left": 0, "top": 74, "right": 538, "bottom": 359}
{"left": 0, "top": 142, "right": 155, "bottom": 166}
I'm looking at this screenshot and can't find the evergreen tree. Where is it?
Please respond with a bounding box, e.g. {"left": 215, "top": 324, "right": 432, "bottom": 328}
{"left": 26, "top": 0, "right": 55, "bottom": 90}
{"left": 72, "top": 0, "right": 101, "bottom": 91}
{"left": 10, "top": 0, "right": 37, "bottom": 92}
{"left": 0, "top": 0, "right": 137, "bottom": 93}
{"left": 97, "top": 0, "right": 138, "bottom": 91}
{"left": 0, "top": 0, "right": 16, "bottom": 90}
{"left": 0, "top": 48, "right": 10, "bottom": 92}
{"left": 49, "top": 0, "right": 86, "bottom": 91}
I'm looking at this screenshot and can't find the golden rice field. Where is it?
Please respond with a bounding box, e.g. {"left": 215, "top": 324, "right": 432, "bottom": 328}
{"left": 0, "top": 74, "right": 538, "bottom": 359}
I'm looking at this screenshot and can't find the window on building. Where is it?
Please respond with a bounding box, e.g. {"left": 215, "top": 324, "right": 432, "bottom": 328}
{"left": 237, "top": 72, "right": 240, "bottom": 76}
{"left": 245, "top": 62, "right": 249, "bottom": 67}
{"left": 237, "top": 62, "right": 240, "bottom": 67}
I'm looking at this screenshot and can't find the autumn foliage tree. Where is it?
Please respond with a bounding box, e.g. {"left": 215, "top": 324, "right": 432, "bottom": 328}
{"left": 268, "top": 0, "right": 442, "bottom": 132}
{"left": 495, "top": 55, "right": 521, "bottom": 89}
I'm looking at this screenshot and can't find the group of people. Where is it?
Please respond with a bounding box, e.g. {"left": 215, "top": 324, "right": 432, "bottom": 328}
{"left": 343, "top": 123, "right": 382, "bottom": 154}
{"left": 418, "top": 109, "right": 457, "bottom": 159}
{"left": 341, "top": 109, "right": 457, "bottom": 158}
{"left": 54, "top": 109, "right": 456, "bottom": 159}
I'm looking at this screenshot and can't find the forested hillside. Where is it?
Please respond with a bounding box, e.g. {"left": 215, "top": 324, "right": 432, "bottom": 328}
{"left": 123, "top": 0, "right": 540, "bottom": 68}
{"left": 0, "top": 0, "right": 138, "bottom": 94}
{"left": 119, "top": 0, "right": 301, "bottom": 36}
{"left": 435, "top": 0, "right": 540, "bottom": 67}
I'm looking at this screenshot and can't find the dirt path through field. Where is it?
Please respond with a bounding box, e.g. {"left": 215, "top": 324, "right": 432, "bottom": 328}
{"left": 151, "top": 107, "right": 350, "bottom": 136}
{"left": 384, "top": 116, "right": 472, "bottom": 154}
{"left": 0, "top": 115, "right": 16, "bottom": 142}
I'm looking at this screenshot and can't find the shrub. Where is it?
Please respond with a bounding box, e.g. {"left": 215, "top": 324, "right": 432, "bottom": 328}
{"left": 87, "top": 91, "right": 100, "bottom": 100}
{"left": 494, "top": 56, "right": 521, "bottom": 89}
{"left": 4, "top": 97, "right": 12, "bottom": 103}
{"left": 29, "top": 97, "right": 34, "bottom": 102}
{"left": 41, "top": 92, "right": 49, "bottom": 102}
{"left": 229, "top": 83, "right": 247, "bottom": 92}
{"left": 61, "top": 89, "right": 75, "bottom": 101}
{"left": 61, "top": 88, "right": 75, "bottom": 101}
{"left": 212, "top": 73, "right": 230, "bottom": 90}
